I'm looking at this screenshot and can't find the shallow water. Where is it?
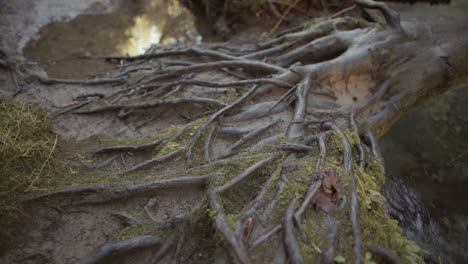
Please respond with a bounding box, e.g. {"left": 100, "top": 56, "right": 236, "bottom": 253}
{"left": 22, "top": 0, "right": 199, "bottom": 79}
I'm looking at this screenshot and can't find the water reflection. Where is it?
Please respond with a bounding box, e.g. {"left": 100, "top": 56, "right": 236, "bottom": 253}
{"left": 23, "top": 0, "right": 199, "bottom": 78}
{"left": 118, "top": 0, "right": 200, "bottom": 56}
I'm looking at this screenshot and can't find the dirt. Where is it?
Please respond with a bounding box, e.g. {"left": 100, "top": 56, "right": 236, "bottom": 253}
{"left": 0, "top": 1, "right": 205, "bottom": 262}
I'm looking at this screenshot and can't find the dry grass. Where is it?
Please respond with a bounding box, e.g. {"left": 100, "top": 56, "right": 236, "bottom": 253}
{"left": 0, "top": 100, "right": 57, "bottom": 249}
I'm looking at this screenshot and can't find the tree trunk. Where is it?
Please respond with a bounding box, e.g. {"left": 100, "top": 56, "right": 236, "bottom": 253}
{"left": 9, "top": 1, "right": 468, "bottom": 263}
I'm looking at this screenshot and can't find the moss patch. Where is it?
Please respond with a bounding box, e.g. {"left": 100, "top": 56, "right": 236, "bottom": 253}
{"left": 356, "top": 161, "right": 424, "bottom": 264}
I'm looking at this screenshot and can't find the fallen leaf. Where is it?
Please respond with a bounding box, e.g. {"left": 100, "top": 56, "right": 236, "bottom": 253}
{"left": 311, "top": 169, "right": 342, "bottom": 213}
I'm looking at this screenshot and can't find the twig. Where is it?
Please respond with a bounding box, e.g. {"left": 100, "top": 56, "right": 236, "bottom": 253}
{"left": 268, "top": 0, "right": 301, "bottom": 36}
{"left": 259, "top": 85, "right": 297, "bottom": 117}
{"left": 329, "top": 5, "right": 356, "bottom": 19}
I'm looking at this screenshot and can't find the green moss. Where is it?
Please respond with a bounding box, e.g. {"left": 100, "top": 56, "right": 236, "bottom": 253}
{"left": 273, "top": 181, "right": 307, "bottom": 220}
{"left": 326, "top": 132, "right": 344, "bottom": 157}
{"left": 344, "top": 129, "right": 361, "bottom": 145}
{"left": 300, "top": 240, "right": 322, "bottom": 263}
{"left": 356, "top": 161, "right": 424, "bottom": 264}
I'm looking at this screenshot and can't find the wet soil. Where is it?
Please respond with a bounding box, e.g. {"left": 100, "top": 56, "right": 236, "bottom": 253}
{"left": 21, "top": 0, "right": 199, "bottom": 79}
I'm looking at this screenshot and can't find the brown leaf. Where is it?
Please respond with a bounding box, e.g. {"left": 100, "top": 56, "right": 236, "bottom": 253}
{"left": 311, "top": 169, "right": 342, "bottom": 213}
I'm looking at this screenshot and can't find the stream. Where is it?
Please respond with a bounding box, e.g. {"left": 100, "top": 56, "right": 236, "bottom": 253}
{"left": 2, "top": 0, "right": 467, "bottom": 262}
{"left": 380, "top": 1, "right": 468, "bottom": 263}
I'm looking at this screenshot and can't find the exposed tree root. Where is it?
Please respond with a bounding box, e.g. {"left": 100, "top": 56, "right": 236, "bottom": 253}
{"left": 284, "top": 197, "right": 305, "bottom": 264}
{"left": 91, "top": 136, "right": 169, "bottom": 154}
{"left": 20, "top": 2, "right": 462, "bottom": 262}
{"left": 80, "top": 235, "right": 161, "bottom": 264}
{"left": 39, "top": 76, "right": 125, "bottom": 85}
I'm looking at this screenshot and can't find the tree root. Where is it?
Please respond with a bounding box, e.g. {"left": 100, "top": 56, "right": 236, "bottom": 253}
{"left": 80, "top": 235, "right": 161, "bottom": 264}
{"left": 144, "top": 198, "right": 159, "bottom": 222}
{"left": 284, "top": 198, "right": 305, "bottom": 264}
{"left": 39, "top": 76, "right": 125, "bottom": 85}
{"left": 186, "top": 84, "right": 260, "bottom": 164}
{"left": 351, "top": 190, "right": 363, "bottom": 264}
{"left": 32, "top": 173, "right": 218, "bottom": 204}
{"left": 276, "top": 143, "right": 315, "bottom": 152}
{"left": 77, "top": 97, "right": 226, "bottom": 115}
{"left": 204, "top": 124, "right": 218, "bottom": 163}
{"left": 83, "top": 155, "right": 119, "bottom": 169}
{"left": 208, "top": 190, "right": 252, "bottom": 264}
{"left": 144, "top": 60, "right": 286, "bottom": 85}
{"left": 148, "top": 232, "right": 177, "bottom": 264}
{"left": 250, "top": 224, "right": 282, "bottom": 249}
{"left": 217, "top": 121, "right": 279, "bottom": 159}
{"left": 215, "top": 154, "right": 278, "bottom": 194}
{"left": 119, "top": 147, "right": 183, "bottom": 174}
{"left": 23, "top": 4, "right": 440, "bottom": 262}
{"left": 91, "top": 136, "right": 169, "bottom": 154}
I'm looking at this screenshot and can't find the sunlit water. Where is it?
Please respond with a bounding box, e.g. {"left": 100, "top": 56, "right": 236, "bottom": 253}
{"left": 23, "top": 0, "right": 199, "bottom": 79}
